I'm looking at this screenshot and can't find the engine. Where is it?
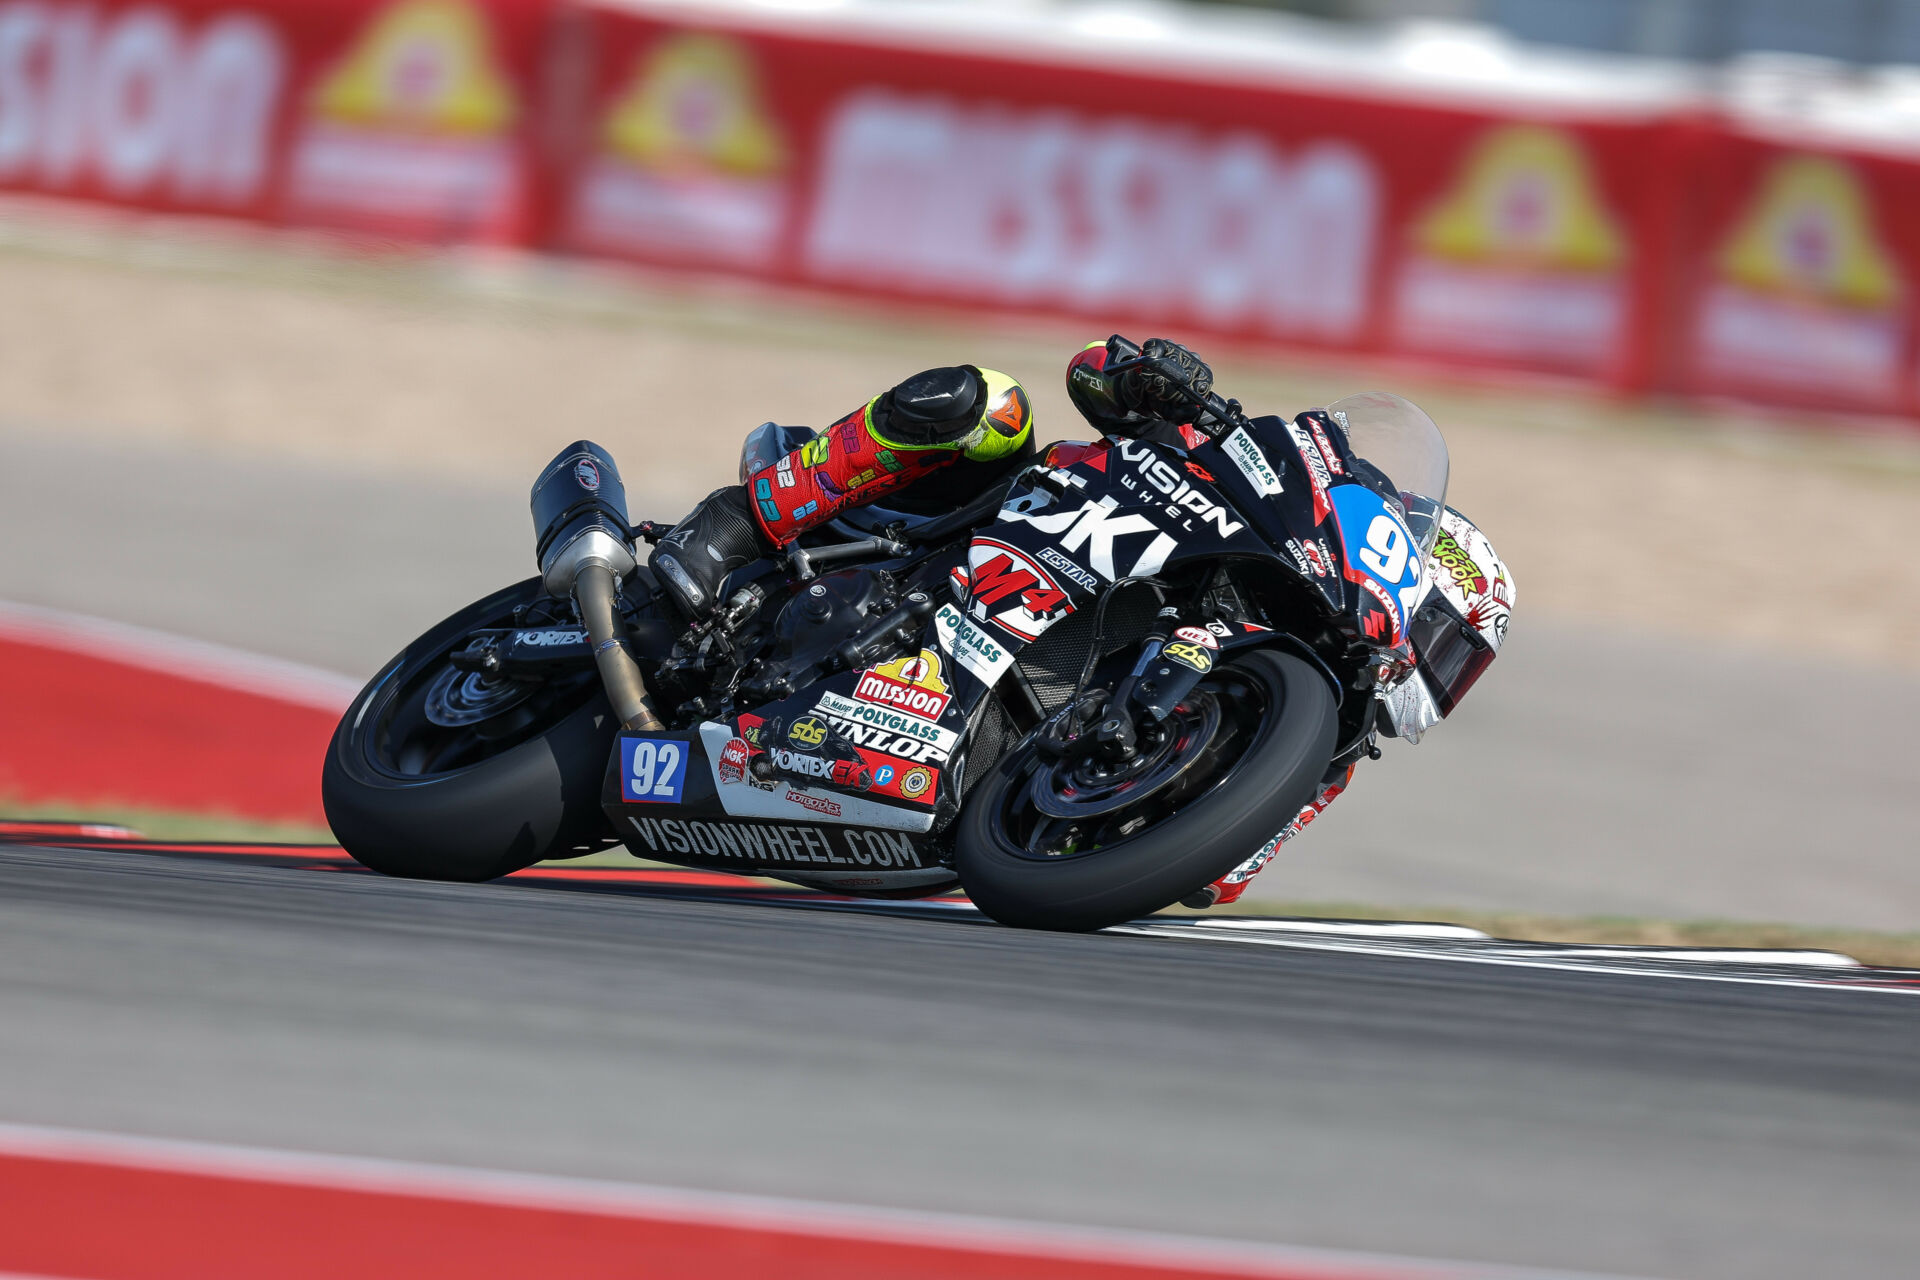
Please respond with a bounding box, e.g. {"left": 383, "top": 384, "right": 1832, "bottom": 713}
{"left": 737, "top": 568, "right": 897, "bottom": 705}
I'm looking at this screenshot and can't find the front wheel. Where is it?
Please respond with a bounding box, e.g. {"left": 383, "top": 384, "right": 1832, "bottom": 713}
{"left": 955, "top": 648, "right": 1338, "bottom": 931}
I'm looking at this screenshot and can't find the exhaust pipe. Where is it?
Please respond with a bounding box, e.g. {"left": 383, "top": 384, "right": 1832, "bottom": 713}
{"left": 530, "top": 442, "right": 664, "bottom": 732}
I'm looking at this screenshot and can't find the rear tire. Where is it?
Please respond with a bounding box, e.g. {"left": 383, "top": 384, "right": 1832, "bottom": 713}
{"left": 955, "top": 648, "right": 1337, "bottom": 931}
{"left": 322, "top": 579, "right": 621, "bottom": 882}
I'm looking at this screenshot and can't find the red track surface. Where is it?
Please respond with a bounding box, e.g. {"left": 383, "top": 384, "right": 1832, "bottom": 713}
{"left": 0, "top": 633, "right": 339, "bottom": 825}
{"left": 0, "top": 1125, "right": 1447, "bottom": 1280}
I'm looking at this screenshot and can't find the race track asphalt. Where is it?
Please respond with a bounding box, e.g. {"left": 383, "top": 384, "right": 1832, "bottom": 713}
{"left": 2, "top": 841, "right": 1916, "bottom": 1280}
{"left": 5, "top": 428, "right": 1919, "bottom": 929}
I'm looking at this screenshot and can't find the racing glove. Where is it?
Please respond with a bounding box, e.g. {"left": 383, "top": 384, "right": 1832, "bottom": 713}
{"left": 1119, "top": 339, "right": 1213, "bottom": 426}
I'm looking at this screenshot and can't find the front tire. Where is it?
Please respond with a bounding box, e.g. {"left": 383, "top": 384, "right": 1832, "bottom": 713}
{"left": 956, "top": 648, "right": 1338, "bottom": 931}
{"left": 322, "top": 578, "right": 621, "bottom": 882}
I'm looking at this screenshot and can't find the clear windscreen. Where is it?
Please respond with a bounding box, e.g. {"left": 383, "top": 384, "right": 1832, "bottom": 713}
{"left": 1324, "top": 391, "right": 1449, "bottom": 554}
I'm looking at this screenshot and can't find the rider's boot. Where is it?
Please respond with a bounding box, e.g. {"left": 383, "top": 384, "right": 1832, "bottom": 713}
{"left": 651, "top": 485, "right": 770, "bottom": 621}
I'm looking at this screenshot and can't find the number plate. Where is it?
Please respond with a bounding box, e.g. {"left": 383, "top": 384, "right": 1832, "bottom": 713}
{"left": 1329, "top": 484, "right": 1425, "bottom": 638}
{"left": 620, "top": 736, "right": 689, "bottom": 804}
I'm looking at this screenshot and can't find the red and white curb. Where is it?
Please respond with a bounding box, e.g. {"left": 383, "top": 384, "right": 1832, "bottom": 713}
{"left": 0, "top": 1122, "right": 1636, "bottom": 1280}
{"left": 0, "top": 600, "right": 360, "bottom": 712}
{"left": 0, "top": 601, "right": 356, "bottom": 823}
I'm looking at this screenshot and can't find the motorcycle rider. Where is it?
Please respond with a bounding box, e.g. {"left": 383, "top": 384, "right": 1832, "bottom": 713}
{"left": 652, "top": 337, "right": 1506, "bottom": 909}
{"left": 650, "top": 337, "right": 1215, "bottom": 619}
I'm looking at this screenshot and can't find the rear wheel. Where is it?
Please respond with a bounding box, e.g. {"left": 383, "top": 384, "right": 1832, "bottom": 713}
{"left": 322, "top": 578, "right": 620, "bottom": 882}
{"left": 955, "top": 648, "right": 1337, "bottom": 931}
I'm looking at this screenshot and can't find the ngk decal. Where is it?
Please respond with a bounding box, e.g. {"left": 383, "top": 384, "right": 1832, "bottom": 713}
{"left": 716, "top": 735, "right": 750, "bottom": 784}
{"left": 0, "top": 3, "right": 283, "bottom": 204}
{"left": 806, "top": 91, "right": 1378, "bottom": 342}
{"left": 1116, "top": 441, "right": 1244, "bottom": 537}
{"left": 966, "top": 537, "right": 1073, "bottom": 642}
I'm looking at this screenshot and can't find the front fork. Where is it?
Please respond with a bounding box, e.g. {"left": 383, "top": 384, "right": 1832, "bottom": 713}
{"left": 1038, "top": 608, "right": 1217, "bottom": 765}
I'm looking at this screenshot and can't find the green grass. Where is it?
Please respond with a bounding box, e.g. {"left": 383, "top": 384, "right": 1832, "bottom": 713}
{"left": 7, "top": 800, "right": 1914, "bottom": 966}
{"left": 0, "top": 796, "right": 336, "bottom": 844}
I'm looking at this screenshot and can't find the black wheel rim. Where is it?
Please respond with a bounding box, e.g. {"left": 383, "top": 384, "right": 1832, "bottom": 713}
{"left": 993, "top": 666, "right": 1272, "bottom": 862}
{"left": 362, "top": 594, "right": 603, "bottom": 781}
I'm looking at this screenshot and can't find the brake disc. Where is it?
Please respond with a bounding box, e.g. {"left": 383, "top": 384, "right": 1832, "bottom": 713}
{"left": 422, "top": 665, "right": 538, "bottom": 728}
{"left": 1026, "top": 692, "right": 1222, "bottom": 821}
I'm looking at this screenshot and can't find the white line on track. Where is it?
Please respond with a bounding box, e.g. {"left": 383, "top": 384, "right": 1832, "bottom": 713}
{"left": 1105, "top": 921, "right": 1919, "bottom": 995}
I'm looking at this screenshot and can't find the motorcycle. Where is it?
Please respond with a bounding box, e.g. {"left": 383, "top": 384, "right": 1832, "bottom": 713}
{"left": 321, "top": 338, "right": 1504, "bottom": 931}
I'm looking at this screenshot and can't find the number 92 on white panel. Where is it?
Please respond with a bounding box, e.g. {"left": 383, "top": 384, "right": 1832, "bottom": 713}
{"left": 620, "top": 736, "right": 689, "bottom": 803}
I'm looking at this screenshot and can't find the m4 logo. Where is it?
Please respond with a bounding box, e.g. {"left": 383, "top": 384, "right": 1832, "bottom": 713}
{"left": 966, "top": 538, "right": 1073, "bottom": 642}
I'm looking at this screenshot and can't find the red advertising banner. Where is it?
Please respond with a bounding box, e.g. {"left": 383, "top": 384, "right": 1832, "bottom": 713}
{"left": 0, "top": 0, "right": 554, "bottom": 243}
{"left": 548, "top": 2, "right": 1683, "bottom": 388}
{"left": 1662, "top": 126, "right": 1920, "bottom": 416}
{"left": 9, "top": 0, "right": 1920, "bottom": 421}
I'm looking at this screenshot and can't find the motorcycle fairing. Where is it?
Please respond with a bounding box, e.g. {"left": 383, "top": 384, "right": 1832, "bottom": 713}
{"left": 599, "top": 727, "right": 951, "bottom": 893}
{"left": 1327, "top": 483, "right": 1425, "bottom": 648}
{"left": 1197, "top": 415, "right": 1347, "bottom": 616}
{"left": 695, "top": 718, "right": 936, "bottom": 833}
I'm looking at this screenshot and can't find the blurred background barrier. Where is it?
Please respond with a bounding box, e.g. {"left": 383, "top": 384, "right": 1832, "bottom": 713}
{"left": 6, "top": 0, "right": 1920, "bottom": 419}
{"left": 0, "top": 0, "right": 555, "bottom": 242}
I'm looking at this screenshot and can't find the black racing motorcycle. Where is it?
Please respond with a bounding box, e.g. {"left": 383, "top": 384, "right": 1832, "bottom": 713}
{"left": 321, "top": 338, "right": 1489, "bottom": 931}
